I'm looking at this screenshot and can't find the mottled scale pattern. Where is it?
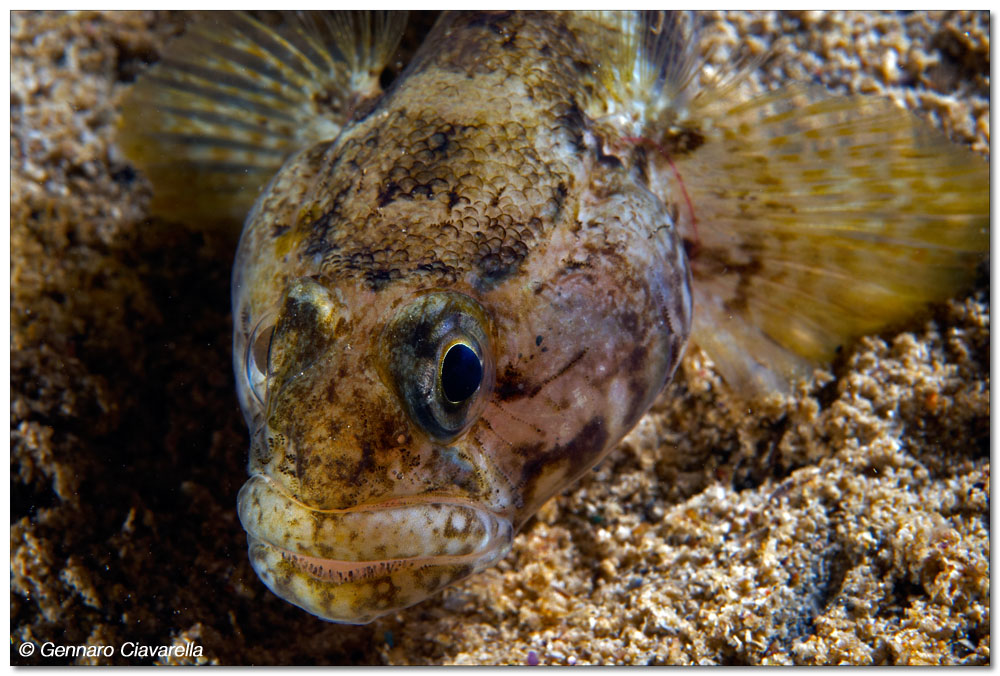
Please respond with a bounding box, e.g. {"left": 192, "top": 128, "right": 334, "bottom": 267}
{"left": 247, "top": 13, "right": 619, "bottom": 293}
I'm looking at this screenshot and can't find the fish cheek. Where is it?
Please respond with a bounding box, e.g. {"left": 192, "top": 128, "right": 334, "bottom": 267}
{"left": 249, "top": 278, "right": 342, "bottom": 491}
{"left": 253, "top": 277, "right": 409, "bottom": 509}
{"left": 491, "top": 244, "right": 682, "bottom": 519}
{"left": 271, "top": 368, "right": 412, "bottom": 510}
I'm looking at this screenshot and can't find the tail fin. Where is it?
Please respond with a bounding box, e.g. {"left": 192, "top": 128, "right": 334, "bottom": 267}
{"left": 117, "top": 11, "right": 407, "bottom": 230}
{"left": 601, "top": 11, "right": 989, "bottom": 394}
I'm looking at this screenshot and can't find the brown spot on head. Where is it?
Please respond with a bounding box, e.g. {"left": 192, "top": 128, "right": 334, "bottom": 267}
{"left": 376, "top": 181, "right": 403, "bottom": 208}
{"left": 622, "top": 345, "right": 647, "bottom": 376}
{"left": 512, "top": 441, "right": 545, "bottom": 459}
{"left": 335, "top": 316, "right": 350, "bottom": 338}
{"left": 554, "top": 98, "right": 586, "bottom": 153}
{"left": 518, "top": 416, "right": 609, "bottom": 521}
{"left": 495, "top": 364, "right": 543, "bottom": 402}
{"left": 620, "top": 310, "right": 640, "bottom": 338}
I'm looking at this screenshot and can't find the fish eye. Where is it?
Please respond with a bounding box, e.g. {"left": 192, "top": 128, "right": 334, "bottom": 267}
{"left": 382, "top": 292, "right": 495, "bottom": 442}
{"left": 245, "top": 315, "right": 276, "bottom": 407}
{"left": 440, "top": 341, "right": 483, "bottom": 404}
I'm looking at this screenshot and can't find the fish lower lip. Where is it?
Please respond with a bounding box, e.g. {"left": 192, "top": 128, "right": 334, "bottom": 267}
{"left": 237, "top": 473, "right": 512, "bottom": 569}
{"left": 237, "top": 474, "right": 514, "bottom": 623}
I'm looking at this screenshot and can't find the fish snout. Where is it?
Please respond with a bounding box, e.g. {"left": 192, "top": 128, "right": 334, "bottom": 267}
{"left": 236, "top": 474, "right": 513, "bottom": 623}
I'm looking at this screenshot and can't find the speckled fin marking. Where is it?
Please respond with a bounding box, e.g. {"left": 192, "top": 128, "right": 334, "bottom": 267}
{"left": 674, "top": 86, "right": 989, "bottom": 393}
{"left": 118, "top": 11, "right": 407, "bottom": 229}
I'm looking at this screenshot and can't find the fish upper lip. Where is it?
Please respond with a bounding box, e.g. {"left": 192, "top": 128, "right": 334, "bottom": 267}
{"left": 237, "top": 473, "right": 513, "bottom": 567}
{"left": 252, "top": 474, "right": 497, "bottom": 515}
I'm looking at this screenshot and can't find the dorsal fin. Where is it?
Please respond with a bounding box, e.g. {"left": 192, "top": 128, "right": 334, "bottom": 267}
{"left": 585, "top": 11, "right": 759, "bottom": 134}
{"left": 117, "top": 11, "right": 407, "bottom": 231}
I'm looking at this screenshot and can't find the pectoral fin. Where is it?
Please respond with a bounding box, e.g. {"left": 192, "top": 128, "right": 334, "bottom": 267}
{"left": 675, "top": 87, "right": 988, "bottom": 393}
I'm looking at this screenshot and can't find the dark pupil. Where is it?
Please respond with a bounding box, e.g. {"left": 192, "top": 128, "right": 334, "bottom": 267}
{"left": 441, "top": 343, "right": 482, "bottom": 403}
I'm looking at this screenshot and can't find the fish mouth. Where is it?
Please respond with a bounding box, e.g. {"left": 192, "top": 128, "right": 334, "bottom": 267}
{"left": 236, "top": 474, "right": 513, "bottom": 624}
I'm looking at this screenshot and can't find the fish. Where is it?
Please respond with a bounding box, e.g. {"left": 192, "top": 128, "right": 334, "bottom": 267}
{"left": 118, "top": 11, "right": 988, "bottom": 623}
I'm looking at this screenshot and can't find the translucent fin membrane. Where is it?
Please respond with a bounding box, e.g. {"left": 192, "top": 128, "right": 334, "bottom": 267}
{"left": 585, "top": 10, "right": 761, "bottom": 134}
{"left": 674, "top": 87, "right": 988, "bottom": 393}
{"left": 583, "top": 11, "right": 702, "bottom": 126}
{"left": 587, "top": 12, "right": 987, "bottom": 394}
{"left": 118, "top": 11, "right": 407, "bottom": 229}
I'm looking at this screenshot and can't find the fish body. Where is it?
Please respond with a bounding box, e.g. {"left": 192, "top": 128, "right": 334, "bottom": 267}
{"left": 119, "top": 11, "right": 988, "bottom": 623}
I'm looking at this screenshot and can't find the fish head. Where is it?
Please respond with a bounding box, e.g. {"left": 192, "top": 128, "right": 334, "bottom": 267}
{"left": 236, "top": 275, "right": 514, "bottom": 624}
{"left": 233, "top": 148, "right": 693, "bottom": 624}
{"left": 236, "top": 185, "right": 690, "bottom": 624}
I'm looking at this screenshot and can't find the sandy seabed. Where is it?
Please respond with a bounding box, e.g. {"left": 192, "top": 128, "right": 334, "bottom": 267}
{"left": 11, "top": 10, "right": 989, "bottom": 665}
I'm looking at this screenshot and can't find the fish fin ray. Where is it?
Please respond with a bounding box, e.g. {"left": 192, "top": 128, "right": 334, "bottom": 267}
{"left": 668, "top": 86, "right": 988, "bottom": 395}
{"left": 117, "top": 10, "right": 407, "bottom": 229}
{"left": 585, "top": 12, "right": 698, "bottom": 122}
{"left": 587, "top": 11, "right": 764, "bottom": 136}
